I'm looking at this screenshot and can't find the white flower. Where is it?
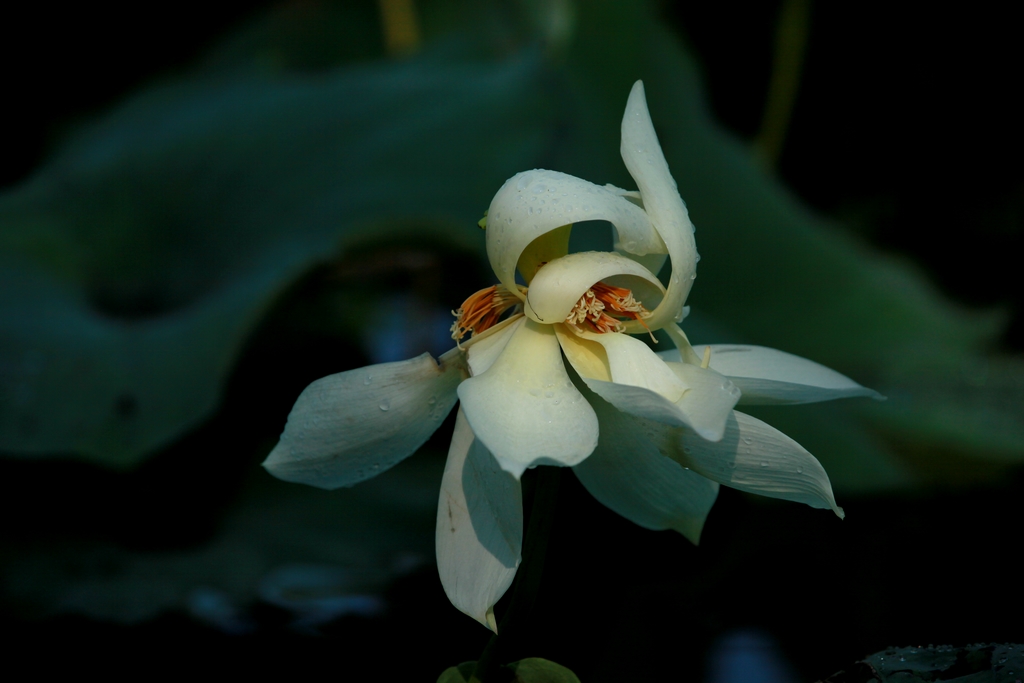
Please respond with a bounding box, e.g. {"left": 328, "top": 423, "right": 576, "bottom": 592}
{"left": 262, "top": 81, "right": 881, "bottom": 632}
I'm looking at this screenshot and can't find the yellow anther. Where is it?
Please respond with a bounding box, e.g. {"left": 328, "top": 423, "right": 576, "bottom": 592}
{"left": 701, "top": 345, "right": 711, "bottom": 369}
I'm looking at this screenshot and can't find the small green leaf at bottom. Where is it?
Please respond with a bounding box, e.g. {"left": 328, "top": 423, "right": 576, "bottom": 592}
{"left": 437, "top": 661, "right": 477, "bottom": 683}
{"left": 506, "top": 658, "right": 582, "bottom": 683}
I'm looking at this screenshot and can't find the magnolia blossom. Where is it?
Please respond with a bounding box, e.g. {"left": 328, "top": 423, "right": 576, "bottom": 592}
{"left": 263, "top": 81, "right": 880, "bottom": 632}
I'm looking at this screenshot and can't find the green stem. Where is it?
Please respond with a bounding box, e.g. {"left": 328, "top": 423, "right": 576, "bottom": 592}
{"left": 471, "top": 466, "right": 561, "bottom": 683}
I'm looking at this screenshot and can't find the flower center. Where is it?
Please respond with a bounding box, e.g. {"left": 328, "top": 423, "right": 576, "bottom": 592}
{"left": 565, "top": 282, "right": 652, "bottom": 335}
{"left": 450, "top": 285, "right": 522, "bottom": 345}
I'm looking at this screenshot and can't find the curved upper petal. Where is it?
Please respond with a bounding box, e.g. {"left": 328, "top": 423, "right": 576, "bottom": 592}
{"left": 572, "top": 384, "right": 718, "bottom": 545}
{"left": 485, "top": 169, "right": 666, "bottom": 301}
{"left": 693, "top": 344, "right": 883, "bottom": 405}
{"left": 640, "top": 410, "right": 844, "bottom": 518}
{"left": 620, "top": 80, "right": 698, "bottom": 331}
{"left": 436, "top": 409, "right": 522, "bottom": 632}
{"left": 525, "top": 251, "right": 665, "bottom": 325}
{"left": 458, "top": 319, "right": 599, "bottom": 478}
{"left": 263, "top": 351, "right": 465, "bottom": 489}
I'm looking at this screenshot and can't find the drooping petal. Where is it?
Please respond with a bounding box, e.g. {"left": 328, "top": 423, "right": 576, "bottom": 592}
{"left": 572, "top": 386, "right": 718, "bottom": 544}
{"left": 524, "top": 251, "right": 665, "bottom": 325}
{"left": 485, "top": 169, "right": 666, "bottom": 301}
{"left": 458, "top": 319, "right": 599, "bottom": 478}
{"left": 641, "top": 410, "right": 845, "bottom": 518}
{"left": 555, "top": 325, "right": 685, "bottom": 402}
{"left": 263, "top": 351, "right": 465, "bottom": 489}
{"left": 466, "top": 316, "right": 525, "bottom": 376}
{"left": 693, "top": 344, "right": 883, "bottom": 405}
{"left": 436, "top": 409, "right": 523, "bottom": 632}
{"left": 562, "top": 333, "right": 739, "bottom": 441}
{"left": 666, "top": 362, "right": 743, "bottom": 440}
{"left": 620, "top": 80, "right": 698, "bottom": 332}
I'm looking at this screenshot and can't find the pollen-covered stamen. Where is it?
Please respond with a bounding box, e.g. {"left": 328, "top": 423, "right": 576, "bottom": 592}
{"left": 566, "top": 281, "right": 653, "bottom": 336}
{"left": 450, "top": 284, "right": 522, "bottom": 345}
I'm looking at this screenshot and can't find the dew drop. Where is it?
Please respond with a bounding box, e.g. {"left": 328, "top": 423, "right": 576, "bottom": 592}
{"left": 695, "top": 253, "right": 701, "bottom": 263}
{"left": 379, "top": 399, "right": 390, "bottom": 411}
{"left": 428, "top": 396, "right": 437, "bottom": 405}
{"left": 742, "top": 437, "right": 752, "bottom": 445}
{"left": 690, "top": 273, "right": 697, "bottom": 280}
{"left": 364, "top": 375, "right": 373, "bottom": 385}
{"left": 760, "top": 461, "right": 769, "bottom": 467}
{"left": 797, "top": 467, "right": 803, "bottom": 474}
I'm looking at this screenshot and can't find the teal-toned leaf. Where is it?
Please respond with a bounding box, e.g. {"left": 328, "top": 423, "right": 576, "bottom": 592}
{"left": 0, "top": 51, "right": 554, "bottom": 467}
{"left": 507, "top": 658, "right": 582, "bottom": 683}
{"left": 549, "top": 1, "right": 1024, "bottom": 486}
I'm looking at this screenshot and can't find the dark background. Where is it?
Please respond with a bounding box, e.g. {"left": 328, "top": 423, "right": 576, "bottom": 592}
{"left": 2, "top": 1, "right": 1021, "bottom": 679}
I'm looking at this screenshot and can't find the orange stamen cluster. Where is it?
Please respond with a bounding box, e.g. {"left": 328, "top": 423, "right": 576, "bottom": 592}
{"left": 566, "top": 282, "right": 652, "bottom": 335}
{"left": 451, "top": 285, "right": 521, "bottom": 345}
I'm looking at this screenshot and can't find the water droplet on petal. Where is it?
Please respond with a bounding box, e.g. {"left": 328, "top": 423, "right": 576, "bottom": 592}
{"left": 379, "top": 399, "right": 390, "bottom": 411}
{"left": 364, "top": 375, "right": 373, "bottom": 385}
{"left": 760, "top": 461, "right": 769, "bottom": 467}
{"left": 743, "top": 437, "right": 752, "bottom": 445}
{"left": 428, "top": 396, "right": 437, "bottom": 405}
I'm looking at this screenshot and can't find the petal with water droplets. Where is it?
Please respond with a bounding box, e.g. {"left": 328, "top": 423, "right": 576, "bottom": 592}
{"left": 619, "top": 80, "right": 698, "bottom": 331}
{"left": 263, "top": 351, "right": 464, "bottom": 489}
{"left": 486, "top": 170, "right": 665, "bottom": 301}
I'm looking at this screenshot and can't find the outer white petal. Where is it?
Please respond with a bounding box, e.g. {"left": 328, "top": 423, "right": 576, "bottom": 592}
{"left": 263, "top": 352, "right": 464, "bottom": 489}
{"left": 555, "top": 325, "right": 686, "bottom": 402}
{"left": 620, "top": 80, "right": 698, "bottom": 331}
{"left": 485, "top": 169, "right": 666, "bottom": 300}
{"left": 466, "top": 316, "right": 525, "bottom": 376}
{"left": 572, "top": 387, "right": 718, "bottom": 544}
{"left": 458, "top": 319, "right": 599, "bottom": 478}
{"left": 698, "top": 344, "right": 883, "bottom": 405}
{"left": 641, "top": 410, "right": 844, "bottom": 517}
{"left": 437, "top": 409, "right": 523, "bottom": 632}
{"left": 525, "top": 251, "right": 665, "bottom": 325}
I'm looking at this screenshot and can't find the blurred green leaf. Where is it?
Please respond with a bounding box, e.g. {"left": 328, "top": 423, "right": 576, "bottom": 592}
{"left": 550, "top": 2, "right": 1024, "bottom": 486}
{"left": 0, "top": 47, "right": 554, "bottom": 467}
{"left": 3, "top": 0, "right": 1023, "bottom": 487}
